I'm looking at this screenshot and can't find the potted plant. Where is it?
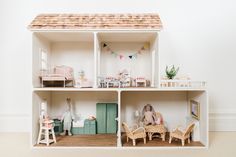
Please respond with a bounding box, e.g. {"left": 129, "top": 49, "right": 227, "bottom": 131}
{"left": 165, "top": 65, "right": 179, "bottom": 87}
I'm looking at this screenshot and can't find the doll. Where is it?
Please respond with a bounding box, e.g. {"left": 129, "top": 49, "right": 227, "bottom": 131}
{"left": 60, "top": 98, "right": 74, "bottom": 136}
{"left": 141, "top": 104, "right": 158, "bottom": 125}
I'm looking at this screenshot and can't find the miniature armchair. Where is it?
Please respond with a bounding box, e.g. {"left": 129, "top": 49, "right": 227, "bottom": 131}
{"left": 169, "top": 123, "right": 195, "bottom": 146}
{"left": 122, "top": 122, "right": 146, "bottom": 146}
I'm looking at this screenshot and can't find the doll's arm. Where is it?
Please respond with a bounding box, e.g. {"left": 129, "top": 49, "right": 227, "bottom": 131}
{"left": 61, "top": 112, "right": 65, "bottom": 122}
{"left": 141, "top": 114, "right": 145, "bottom": 122}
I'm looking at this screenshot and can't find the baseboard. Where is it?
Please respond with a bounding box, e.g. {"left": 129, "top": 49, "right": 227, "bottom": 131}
{"left": 0, "top": 114, "right": 30, "bottom": 132}
{"left": 0, "top": 113, "right": 235, "bottom": 132}
{"left": 209, "top": 112, "right": 236, "bottom": 131}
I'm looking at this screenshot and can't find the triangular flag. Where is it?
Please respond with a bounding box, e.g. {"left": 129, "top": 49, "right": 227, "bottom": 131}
{"left": 129, "top": 55, "right": 133, "bottom": 59}
{"left": 119, "top": 55, "right": 124, "bottom": 60}
{"left": 103, "top": 43, "right": 107, "bottom": 47}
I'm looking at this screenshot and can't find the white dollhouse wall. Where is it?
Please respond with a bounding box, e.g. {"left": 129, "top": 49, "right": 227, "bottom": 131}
{"left": 100, "top": 42, "right": 152, "bottom": 80}
{"left": 32, "top": 32, "right": 95, "bottom": 87}
{"left": 187, "top": 91, "right": 208, "bottom": 146}
{"left": 32, "top": 33, "right": 51, "bottom": 87}
{"left": 51, "top": 42, "right": 94, "bottom": 80}
{"left": 121, "top": 90, "right": 208, "bottom": 145}
{"left": 150, "top": 34, "right": 159, "bottom": 87}
{"left": 97, "top": 32, "right": 158, "bottom": 87}
{"left": 33, "top": 32, "right": 160, "bottom": 88}
{"left": 121, "top": 91, "right": 188, "bottom": 131}
{"left": 32, "top": 91, "right": 51, "bottom": 145}
{"left": 32, "top": 91, "right": 118, "bottom": 145}
{"left": 48, "top": 91, "right": 118, "bottom": 120}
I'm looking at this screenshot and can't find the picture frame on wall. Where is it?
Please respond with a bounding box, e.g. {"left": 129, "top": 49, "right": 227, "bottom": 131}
{"left": 190, "top": 100, "right": 200, "bottom": 120}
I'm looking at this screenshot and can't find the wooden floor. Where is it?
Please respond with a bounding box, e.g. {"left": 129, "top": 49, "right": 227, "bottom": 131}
{"left": 121, "top": 133, "right": 204, "bottom": 147}
{"left": 35, "top": 133, "right": 204, "bottom": 147}
{"left": 36, "top": 134, "right": 117, "bottom": 147}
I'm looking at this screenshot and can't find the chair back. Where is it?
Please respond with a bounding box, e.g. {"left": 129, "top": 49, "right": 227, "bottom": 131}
{"left": 183, "top": 123, "right": 195, "bottom": 136}
{"left": 122, "top": 122, "right": 133, "bottom": 135}
{"left": 155, "top": 112, "right": 164, "bottom": 124}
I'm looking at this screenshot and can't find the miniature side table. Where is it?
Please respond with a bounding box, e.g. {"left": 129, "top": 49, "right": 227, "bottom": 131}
{"left": 135, "top": 78, "right": 146, "bottom": 87}
{"left": 145, "top": 125, "right": 166, "bottom": 141}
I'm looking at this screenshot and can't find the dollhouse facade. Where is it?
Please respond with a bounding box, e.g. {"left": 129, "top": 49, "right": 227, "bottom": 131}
{"left": 29, "top": 14, "right": 208, "bottom": 148}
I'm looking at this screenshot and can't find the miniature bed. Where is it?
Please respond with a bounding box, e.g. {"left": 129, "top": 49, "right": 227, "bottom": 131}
{"left": 40, "top": 65, "right": 74, "bottom": 87}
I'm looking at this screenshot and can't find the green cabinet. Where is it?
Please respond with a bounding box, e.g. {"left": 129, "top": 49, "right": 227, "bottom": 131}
{"left": 53, "top": 119, "right": 63, "bottom": 135}
{"left": 106, "top": 104, "right": 118, "bottom": 133}
{"left": 72, "top": 127, "right": 84, "bottom": 135}
{"left": 84, "top": 119, "right": 96, "bottom": 134}
{"left": 96, "top": 103, "right": 118, "bottom": 134}
{"left": 72, "top": 119, "right": 96, "bottom": 135}
{"left": 96, "top": 103, "right": 107, "bottom": 133}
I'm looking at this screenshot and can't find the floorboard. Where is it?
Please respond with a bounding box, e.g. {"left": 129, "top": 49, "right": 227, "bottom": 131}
{"left": 35, "top": 134, "right": 117, "bottom": 147}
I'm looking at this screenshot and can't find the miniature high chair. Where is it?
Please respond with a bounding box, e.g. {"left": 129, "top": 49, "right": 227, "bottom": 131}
{"left": 37, "top": 117, "right": 57, "bottom": 146}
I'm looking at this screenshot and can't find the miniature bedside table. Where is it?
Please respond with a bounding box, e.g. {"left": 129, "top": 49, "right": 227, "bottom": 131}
{"left": 135, "top": 77, "right": 147, "bottom": 87}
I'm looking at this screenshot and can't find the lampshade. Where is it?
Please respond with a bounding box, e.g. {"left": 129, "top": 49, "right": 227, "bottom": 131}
{"left": 135, "top": 110, "right": 140, "bottom": 117}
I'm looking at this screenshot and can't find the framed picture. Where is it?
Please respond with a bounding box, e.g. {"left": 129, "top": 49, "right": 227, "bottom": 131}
{"left": 190, "top": 100, "right": 200, "bottom": 120}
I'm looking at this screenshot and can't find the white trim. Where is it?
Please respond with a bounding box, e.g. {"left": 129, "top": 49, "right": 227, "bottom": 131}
{"left": 209, "top": 112, "right": 236, "bottom": 131}
{"left": 117, "top": 91, "right": 122, "bottom": 147}
{"left": 0, "top": 114, "right": 30, "bottom": 132}
{"left": 30, "top": 146, "right": 208, "bottom": 150}
{"left": 29, "top": 29, "right": 162, "bottom": 32}
{"left": 93, "top": 32, "right": 98, "bottom": 88}
{"left": 32, "top": 87, "right": 207, "bottom": 92}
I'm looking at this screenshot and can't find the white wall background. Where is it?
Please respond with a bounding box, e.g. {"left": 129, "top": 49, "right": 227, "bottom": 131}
{"left": 100, "top": 42, "right": 152, "bottom": 80}
{"left": 121, "top": 92, "right": 189, "bottom": 131}
{"left": 0, "top": 0, "right": 236, "bottom": 132}
{"left": 51, "top": 42, "right": 94, "bottom": 81}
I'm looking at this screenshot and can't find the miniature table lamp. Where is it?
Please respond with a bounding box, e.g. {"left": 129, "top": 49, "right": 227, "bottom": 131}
{"left": 134, "top": 110, "right": 141, "bottom": 125}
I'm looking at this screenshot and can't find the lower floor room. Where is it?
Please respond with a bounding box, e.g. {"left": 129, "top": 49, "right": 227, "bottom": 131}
{"left": 32, "top": 89, "right": 208, "bottom": 148}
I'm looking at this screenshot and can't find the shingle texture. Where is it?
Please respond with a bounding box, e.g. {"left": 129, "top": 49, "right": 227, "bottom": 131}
{"left": 28, "top": 13, "right": 162, "bottom": 30}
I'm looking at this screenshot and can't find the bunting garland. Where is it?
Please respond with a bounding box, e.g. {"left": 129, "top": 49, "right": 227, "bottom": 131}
{"left": 102, "top": 43, "right": 149, "bottom": 60}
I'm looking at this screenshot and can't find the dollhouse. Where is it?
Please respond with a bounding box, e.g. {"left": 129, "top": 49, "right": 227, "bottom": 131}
{"left": 29, "top": 14, "right": 208, "bottom": 148}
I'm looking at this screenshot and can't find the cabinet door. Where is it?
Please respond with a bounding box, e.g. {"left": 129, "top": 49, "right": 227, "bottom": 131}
{"left": 106, "top": 103, "right": 118, "bottom": 133}
{"left": 96, "top": 103, "right": 107, "bottom": 134}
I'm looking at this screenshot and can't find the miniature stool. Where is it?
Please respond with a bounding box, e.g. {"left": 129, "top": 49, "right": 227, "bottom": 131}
{"left": 135, "top": 77, "right": 146, "bottom": 87}
{"left": 37, "top": 119, "right": 57, "bottom": 146}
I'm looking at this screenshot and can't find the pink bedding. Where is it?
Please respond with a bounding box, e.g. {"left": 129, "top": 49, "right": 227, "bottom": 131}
{"left": 54, "top": 65, "right": 73, "bottom": 80}
{"left": 41, "top": 65, "right": 74, "bottom": 80}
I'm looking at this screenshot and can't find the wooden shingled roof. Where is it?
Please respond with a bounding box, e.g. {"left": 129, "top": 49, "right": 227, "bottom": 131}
{"left": 28, "top": 13, "right": 162, "bottom": 30}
